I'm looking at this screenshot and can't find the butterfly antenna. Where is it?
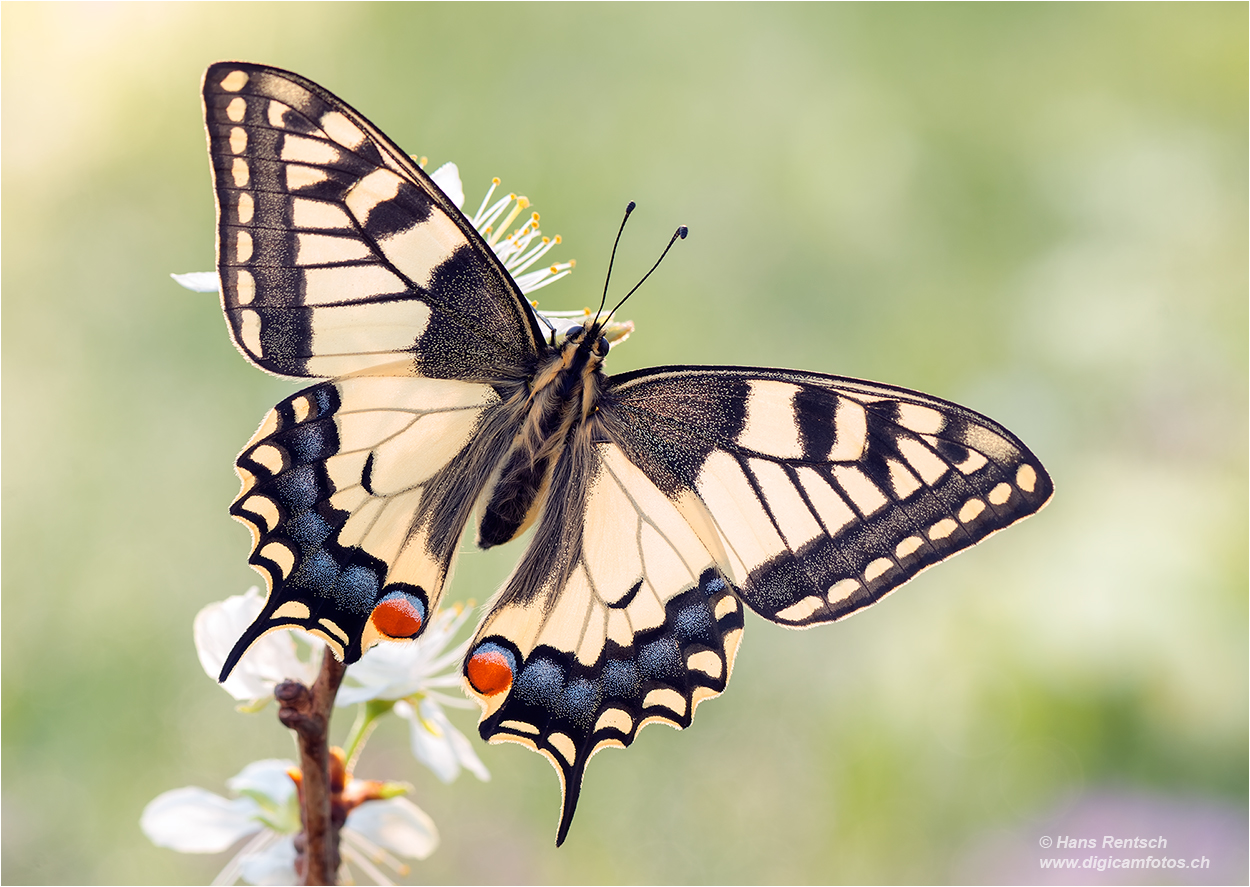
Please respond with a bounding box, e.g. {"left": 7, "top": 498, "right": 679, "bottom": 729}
{"left": 529, "top": 302, "right": 560, "bottom": 346}
{"left": 605, "top": 225, "right": 688, "bottom": 321}
{"left": 592, "top": 201, "right": 636, "bottom": 327}
{"left": 532, "top": 303, "right": 556, "bottom": 334}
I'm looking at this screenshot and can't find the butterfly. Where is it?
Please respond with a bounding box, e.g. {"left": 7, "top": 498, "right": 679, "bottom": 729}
{"left": 202, "top": 61, "right": 1053, "bottom": 845}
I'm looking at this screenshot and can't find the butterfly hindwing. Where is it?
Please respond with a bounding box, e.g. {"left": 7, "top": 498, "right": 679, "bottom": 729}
{"left": 464, "top": 437, "right": 746, "bottom": 845}
{"left": 202, "top": 62, "right": 544, "bottom": 382}
{"left": 222, "top": 374, "right": 515, "bottom": 676}
{"left": 603, "top": 366, "right": 1054, "bottom": 627}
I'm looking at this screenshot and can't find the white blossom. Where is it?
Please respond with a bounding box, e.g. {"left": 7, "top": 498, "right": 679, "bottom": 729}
{"left": 339, "top": 604, "right": 490, "bottom": 785}
{"left": 141, "top": 759, "right": 437, "bottom": 886}
{"left": 193, "top": 588, "right": 321, "bottom": 711}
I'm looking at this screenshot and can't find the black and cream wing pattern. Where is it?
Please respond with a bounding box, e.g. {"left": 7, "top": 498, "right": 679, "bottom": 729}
{"left": 201, "top": 62, "right": 1053, "bottom": 844}
{"left": 203, "top": 60, "right": 550, "bottom": 674}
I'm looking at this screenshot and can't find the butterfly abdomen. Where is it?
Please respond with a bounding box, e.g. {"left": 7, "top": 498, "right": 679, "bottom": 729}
{"left": 477, "top": 330, "right": 608, "bottom": 549}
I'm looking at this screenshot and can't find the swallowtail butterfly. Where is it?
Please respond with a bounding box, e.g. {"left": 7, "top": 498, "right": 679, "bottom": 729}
{"left": 202, "top": 62, "right": 1053, "bottom": 844}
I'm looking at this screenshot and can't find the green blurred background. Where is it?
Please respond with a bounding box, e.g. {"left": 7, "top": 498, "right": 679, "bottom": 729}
{"left": 3, "top": 3, "right": 1246, "bottom": 884}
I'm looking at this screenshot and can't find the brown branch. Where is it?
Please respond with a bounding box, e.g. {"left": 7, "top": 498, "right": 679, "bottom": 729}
{"left": 276, "top": 651, "right": 348, "bottom": 886}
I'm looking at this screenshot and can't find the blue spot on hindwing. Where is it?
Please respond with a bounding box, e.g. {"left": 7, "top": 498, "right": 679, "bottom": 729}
{"left": 602, "top": 659, "right": 641, "bottom": 699}
{"left": 310, "top": 385, "right": 335, "bottom": 416}
{"left": 291, "top": 548, "right": 338, "bottom": 595}
{"left": 559, "top": 678, "right": 602, "bottom": 730}
{"left": 284, "top": 510, "right": 331, "bottom": 549}
{"left": 272, "top": 465, "right": 318, "bottom": 511}
{"left": 336, "top": 564, "right": 381, "bottom": 613}
{"left": 673, "top": 601, "right": 715, "bottom": 646}
{"left": 704, "top": 575, "right": 727, "bottom": 595}
{"left": 514, "top": 657, "right": 565, "bottom": 709}
{"left": 284, "top": 421, "right": 334, "bottom": 464}
{"left": 638, "top": 637, "right": 682, "bottom": 683}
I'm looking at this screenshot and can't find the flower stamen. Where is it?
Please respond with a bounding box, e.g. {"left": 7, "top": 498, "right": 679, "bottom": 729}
{"left": 460, "top": 176, "right": 575, "bottom": 297}
{"left": 470, "top": 177, "right": 502, "bottom": 226}
{"left": 343, "top": 827, "right": 411, "bottom": 877}
{"left": 474, "top": 191, "right": 517, "bottom": 235}
{"left": 341, "top": 845, "right": 397, "bottom": 887}
{"left": 488, "top": 195, "right": 529, "bottom": 246}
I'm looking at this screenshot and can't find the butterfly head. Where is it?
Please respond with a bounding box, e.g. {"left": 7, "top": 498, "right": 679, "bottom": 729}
{"left": 563, "top": 324, "right": 612, "bottom": 359}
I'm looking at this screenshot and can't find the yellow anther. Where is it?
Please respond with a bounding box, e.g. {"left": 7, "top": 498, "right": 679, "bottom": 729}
{"left": 531, "top": 212, "right": 540, "bottom": 222}
{"left": 542, "top": 236, "right": 550, "bottom": 243}
{"left": 569, "top": 259, "right": 576, "bottom": 267}
{"left": 517, "top": 196, "right": 530, "bottom": 209}
{"left": 492, "top": 177, "right": 501, "bottom": 185}
{"left": 419, "top": 155, "right": 428, "bottom": 168}
{"left": 554, "top": 235, "right": 562, "bottom": 244}
{"left": 549, "top": 265, "right": 559, "bottom": 273}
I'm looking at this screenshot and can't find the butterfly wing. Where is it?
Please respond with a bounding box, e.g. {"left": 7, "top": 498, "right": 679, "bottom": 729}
{"left": 463, "top": 434, "right": 745, "bottom": 845}
{"left": 463, "top": 366, "right": 1051, "bottom": 843}
{"left": 202, "top": 62, "right": 546, "bottom": 675}
{"left": 221, "top": 374, "right": 524, "bottom": 677}
{"left": 202, "top": 61, "right": 546, "bottom": 382}
{"left": 603, "top": 367, "right": 1054, "bottom": 625}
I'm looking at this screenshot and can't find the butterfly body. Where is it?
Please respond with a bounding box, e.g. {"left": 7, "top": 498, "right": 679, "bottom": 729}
{"left": 476, "top": 324, "right": 611, "bottom": 550}
{"left": 202, "top": 61, "right": 1053, "bottom": 845}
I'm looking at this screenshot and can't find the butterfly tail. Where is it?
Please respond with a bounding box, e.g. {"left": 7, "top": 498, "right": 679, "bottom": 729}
{"left": 218, "top": 620, "right": 270, "bottom": 683}
{"left": 555, "top": 762, "right": 586, "bottom": 847}
{"left": 217, "top": 608, "right": 357, "bottom": 683}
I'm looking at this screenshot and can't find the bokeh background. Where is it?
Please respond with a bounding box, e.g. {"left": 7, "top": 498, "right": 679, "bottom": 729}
{"left": 3, "top": 3, "right": 1246, "bottom": 884}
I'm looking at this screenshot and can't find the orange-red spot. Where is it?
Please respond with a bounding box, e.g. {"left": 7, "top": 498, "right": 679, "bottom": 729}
{"left": 370, "top": 598, "right": 422, "bottom": 638}
{"left": 467, "top": 650, "right": 514, "bottom": 696}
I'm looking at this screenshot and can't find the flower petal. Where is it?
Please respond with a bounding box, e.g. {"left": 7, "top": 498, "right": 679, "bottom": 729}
{"left": 336, "top": 642, "right": 418, "bottom": 705}
{"left": 397, "top": 698, "right": 490, "bottom": 784}
{"left": 141, "top": 787, "right": 261, "bottom": 853}
{"left": 171, "top": 271, "right": 220, "bottom": 292}
{"left": 429, "top": 162, "right": 464, "bottom": 210}
{"left": 337, "top": 605, "right": 471, "bottom": 705}
{"left": 237, "top": 834, "right": 298, "bottom": 886}
{"left": 345, "top": 797, "right": 438, "bottom": 861}
{"left": 226, "top": 759, "right": 298, "bottom": 806}
{"left": 195, "top": 589, "right": 320, "bottom": 702}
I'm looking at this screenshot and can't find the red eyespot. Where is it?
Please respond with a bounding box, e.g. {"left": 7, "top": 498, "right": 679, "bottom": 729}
{"left": 466, "top": 643, "right": 517, "bottom": 696}
{"left": 370, "top": 597, "right": 423, "bottom": 639}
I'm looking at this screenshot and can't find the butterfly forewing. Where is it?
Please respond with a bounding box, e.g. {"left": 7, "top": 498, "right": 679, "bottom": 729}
{"left": 602, "top": 367, "right": 1054, "bottom": 627}
{"left": 202, "top": 62, "right": 544, "bottom": 382}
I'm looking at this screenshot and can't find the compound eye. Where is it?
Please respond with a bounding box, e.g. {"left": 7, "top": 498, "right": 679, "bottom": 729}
{"left": 596, "top": 336, "right": 610, "bottom": 356}
{"left": 564, "top": 326, "right": 583, "bottom": 341}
